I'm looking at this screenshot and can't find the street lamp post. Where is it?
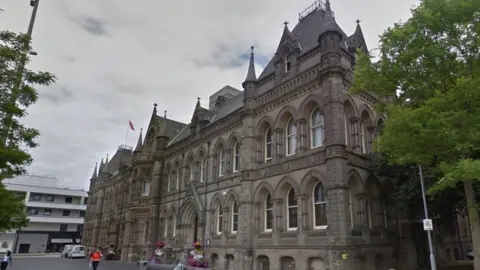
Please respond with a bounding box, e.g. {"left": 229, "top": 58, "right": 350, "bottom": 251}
{"left": 418, "top": 164, "right": 437, "bottom": 270}
{"left": 0, "top": 0, "right": 40, "bottom": 148}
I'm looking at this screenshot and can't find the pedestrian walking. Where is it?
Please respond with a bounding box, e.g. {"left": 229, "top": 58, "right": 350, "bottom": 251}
{"left": 89, "top": 246, "right": 103, "bottom": 270}
{"left": 0, "top": 251, "right": 12, "bottom": 270}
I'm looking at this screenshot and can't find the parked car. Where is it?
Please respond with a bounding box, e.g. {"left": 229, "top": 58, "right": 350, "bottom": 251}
{"left": 68, "top": 245, "right": 86, "bottom": 259}
{"left": 61, "top": 245, "right": 73, "bottom": 258}
{"left": 467, "top": 248, "right": 474, "bottom": 260}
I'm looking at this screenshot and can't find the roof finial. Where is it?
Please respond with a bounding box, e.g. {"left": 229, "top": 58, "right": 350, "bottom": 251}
{"left": 242, "top": 45, "right": 257, "bottom": 86}
{"left": 325, "top": 0, "right": 331, "bottom": 11}
{"left": 197, "top": 97, "right": 201, "bottom": 102}
{"left": 164, "top": 110, "right": 167, "bottom": 118}
{"left": 153, "top": 103, "right": 157, "bottom": 115}
{"left": 284, "top": 21, "right": 289, "bottom": 27}
{"left": 356, "top": 19, "right": 361, "bottom": 24}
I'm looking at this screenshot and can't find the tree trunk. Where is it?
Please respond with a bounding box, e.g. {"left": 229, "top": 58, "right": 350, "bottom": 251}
{"left": 463, "top": 181, "right": 479, "bottom": 270}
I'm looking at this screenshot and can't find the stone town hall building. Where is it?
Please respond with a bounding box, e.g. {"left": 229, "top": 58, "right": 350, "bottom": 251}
{"left": 82, "top": 1, "right": 401, "bottom": 269}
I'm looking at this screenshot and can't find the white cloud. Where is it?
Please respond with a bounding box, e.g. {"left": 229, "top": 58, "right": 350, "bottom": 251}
{"left": 0, "top": 0, "right": 419, "bottom": 188}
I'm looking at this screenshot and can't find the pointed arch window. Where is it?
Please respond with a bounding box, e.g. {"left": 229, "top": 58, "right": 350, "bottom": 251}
{"left": 231, "top": 200, "right": 239, "bottom": 233}
{"left": 286, "top": 188, "right": 298, "bottom": 230}
{"left": 265, "top": 128, "right": 273, "bottom": 161}
{"left": 172, "top": 215, "right": 177, "bottom": 236}
{"left": 189, "top": 164, "right": 194, "bottom": 182}
{"left": 233, "top": 142, "right": 240, "bottom": 172}
{"left": 219, "top": 147, "right": 226, "bottom": 176}
{"left": 284, "top": 52, "right": 292, "bottom": 73}
{"left": 200, "top": 156, "right": 206, "bottom": 182}
{"left": 313, "top": 183, "right": 327, "bottom": 229}
{"left": 286, "top": 118, "right": 297, "bottom": 156}
{"left": 311, "top": 108, "right": 325, "bottom": 148}
{"left": 176, "top": 170, "right": 180, "bottom": 190}
{"left": 361, "top": 122, "right": 366, "bottom": 154}
{"left": 216, "top": 205, "right": 223, "bottom": 234}
{"left": 265, "top": 193, "right": 274, "bottom": 232}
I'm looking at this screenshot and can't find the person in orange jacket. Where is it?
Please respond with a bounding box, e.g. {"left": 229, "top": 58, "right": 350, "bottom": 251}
{"left": 90, "top": 246, "right": 103, "bottom": 270}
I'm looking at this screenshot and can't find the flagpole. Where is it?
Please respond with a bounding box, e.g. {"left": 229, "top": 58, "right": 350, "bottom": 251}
{"left": 125, "top": 120, "right": 130, "bottom": 146}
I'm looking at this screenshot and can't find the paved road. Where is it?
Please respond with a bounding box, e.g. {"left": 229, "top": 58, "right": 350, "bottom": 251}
{"left": 10, "top": 256, "right": 138, "bottom": 270}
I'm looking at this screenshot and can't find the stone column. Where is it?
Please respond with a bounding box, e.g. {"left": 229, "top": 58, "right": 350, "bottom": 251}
{"left": 148, "top": 160, "right": 163, "bottom": 255}
{"left": 121, "top": 210, "right": 133, "bottom": 262}
{"left": 274, "top": 128, "right": 283, "bottom": 160}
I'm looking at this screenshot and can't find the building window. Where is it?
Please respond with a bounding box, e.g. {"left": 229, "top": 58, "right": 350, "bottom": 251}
{"left": 218, "top": 147, "right": 226, "bottom": 177}
{"left": 216, "top": 205, "right": 223, "bottom": 234}
{"left": 43, "top": 208, "right": 52, "bottom": 216}
{"left": 361, "top": 122, "right": 366, "bottom": 154}
{"left": 79, "top": 211, "right": 85, "bottom": 218}
{"left": 46, "top": 195, "right": 54, "bottom": 202}
{"left": 313, "top": 183, "right": 327, "bottom": 229}
{"left": 189, "top": 164, "right": 194, "bottom": 182}
{"left": 167, "top": 171, "right": 173, "bottom": 191}
{"left": 63, "top": 210, "right": 71, "bottom": 216}
{"left": 286, "top": 188, "right": 298, "bottom": 230}
{"left": 28, "top": 207, "right": 39, "bottom": 215}
{"left": 164, "top": 219, "right": 168, "bottom": 237}
{"left": 200, "top": 156, "right": 206, "bottom": 182}
{"left": 233, "top": 142, "right": 240, "bottom": 172}
{"left": 172, "top": 216, "right": 177, "bottom": 237}
{"left": 311, "top": 108, "right": 325, "bottom": 148}
{"left": 60, "top": 224, "right": 68, "bottom": 231}
{"left": 286, "top": 118, "right": 297, "bottom": 156}
{"left": 142, "top": 181, "right": 150, "bottom": 196}
{"left": 83, "top": 198, "right": 88, "bottom": 205}
{"left": 265, "top": 128, "right": 273, "bottom": 161}
{"left": 176, "top": 170, "right": 180, "bottom": 190}
{"left": 31, "top": 194, "right": 41, "bottom": 201}
{"left": 77, "top": 224, "right": 83, "bottom": 232}
{"left": 284, "top": 54, "right": 292, "bottom": 73}
{"left": 65, "top": 197, "right": 73, "bottom": 203}
{"left": 265, "top": 193, "right": 274, "bottom": 232}
{"left": 231, "top": 200, "right": 239, "bottom": 233}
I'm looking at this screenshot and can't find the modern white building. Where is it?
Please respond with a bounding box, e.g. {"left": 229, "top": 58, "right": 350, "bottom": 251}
{"left": 0, "top": 175, "right": 88, "bottom": 254}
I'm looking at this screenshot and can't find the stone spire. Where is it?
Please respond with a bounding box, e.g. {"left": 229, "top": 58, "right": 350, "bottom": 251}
{"left": 194, "top": 97, "right": 202, "bottom": 112}
{"left": 278, "top": 21, "right": 294, "bottom": 45}
{"left": 102, "top": 154, "right": 109, "bottom": 173}
{"left": 90, "top": 163, "right": 98, "bottom": 180}
{"left": 242, "top": 46, "right": 257, "bottom": 87}
{"left": 354, "top": 19, "right": 365, "bottom": 41}
{"left": 152, "top": 103, "right": 157, "bottom": 116}
{"left": 134, "top": 128, "right": 143, "bottom": 152}
{"left": 99, "top": 158, "right": 104, "bottom": 172}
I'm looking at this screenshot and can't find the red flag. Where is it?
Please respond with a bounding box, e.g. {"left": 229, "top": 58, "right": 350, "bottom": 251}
{"left": 129, "top": 120, "right": 135, "bottom": 131}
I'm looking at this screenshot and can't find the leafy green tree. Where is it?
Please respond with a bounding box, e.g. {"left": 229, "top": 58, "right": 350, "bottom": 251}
{"left": 0, "top": 183, "right": 28, "bottom": 232}
{"left": 351, "top": 0, "right": 480, "bottom": 267}
{"left": 0, "top": 31, "right": 56, "bottom": 180}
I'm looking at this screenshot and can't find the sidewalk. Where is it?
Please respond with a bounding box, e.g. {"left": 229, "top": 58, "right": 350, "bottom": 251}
{"left": 14, "top": 252, "right": 61, "bottom": 258}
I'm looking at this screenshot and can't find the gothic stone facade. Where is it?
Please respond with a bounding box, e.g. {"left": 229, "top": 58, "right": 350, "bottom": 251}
{"left": 82, "top": 3, "right": 401, "bottom": 270}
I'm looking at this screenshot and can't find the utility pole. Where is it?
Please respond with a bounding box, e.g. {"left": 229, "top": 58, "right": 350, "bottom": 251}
{"left": 0, "top": 0, "right": 41, "bottom": 148}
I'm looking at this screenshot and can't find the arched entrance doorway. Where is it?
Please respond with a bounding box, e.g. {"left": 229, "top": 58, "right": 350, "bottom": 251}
{"left": 179, "top": 199, "right": 203, "bottom": 244}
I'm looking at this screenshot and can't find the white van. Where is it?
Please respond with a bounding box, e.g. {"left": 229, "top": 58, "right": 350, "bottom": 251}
{"left": 68, "top": 245, "right": 86, "bottom": 259}
{"left": 62, "top": 245, "right": 73, "bottom": 258}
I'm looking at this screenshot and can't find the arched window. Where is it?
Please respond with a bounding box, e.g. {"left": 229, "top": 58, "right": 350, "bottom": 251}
{"left": 200, "top": 156, "right": 206, "bottom": 182}
{"left": 311, "top": 108, "right": 325, "bottom": 148}
{"left": 189, "top": 164, "right": 194, "bottom": 181}
{"left": 233, "top": 142, "right": 240, "bottom": 172}
{"left": 344, "top": 112, "right": 349, "bottom": 146}
{"left": 265, "top": 128, "right": 273, "bottom": 161}
{"left": 284, "top": 53, "right": 292, "bottom": 73}
{"left": 360, "top": 121, "right": 366, "bottom": 154}
{"left": 219, "top": 147, "right": 226, "bottom": 176}
{"left": 216, "top": 205, "right": 223, "bottom": 234}
{"left": 265, "top": 193, "right": 274, "bottom": 232}
{"left": 164, "top": 219, "right": 168, "bottom": 237}
{"left": 231, "top": 200, "right": 239, "bottom": 233}
{"left": 313, "top": 183, "right": 327, "bottom": 229}
{"left": 286, "top": 118, "right": 297, "bottom": 156}
{"left": 141, "top": 181, "right": 150, "bottom": 196}
{"left": 286, "top": 188, "right": 298, "bottom": 230}
{"left": 172, "top": 215, "right": 177, "bottom": 236}
{"left": 176, "top": 170, "right": 180, "bottom": 190}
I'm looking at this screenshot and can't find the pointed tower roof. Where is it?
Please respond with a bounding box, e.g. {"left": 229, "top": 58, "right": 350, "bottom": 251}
{"left": 101, "top": 154, "right": 109, "bottom": 173}
{"left": 318, "top": 0, "right": 343, "bottom": 39}
{"left": 242, "top": 46, "right": 257, "bottom": 86}
{"left": 194, "top": 97, "right": 202, "bottom": 112}
{"left": 152, "top": 103, "right": 157, "bottom": 116}
{"left": 99, "top": 158, "right": 104, "bottom": 172}
{"left": 354, "top": 19, "right": 365, "bottom": 40}
{"left": 278, "top": 21, "right": 294, "bottom": 45}
{"left": 90, "top": 163, "right": 98, "bottom": 180}
{"left": 134, "top": 128, "right": 143, "bottom": 152}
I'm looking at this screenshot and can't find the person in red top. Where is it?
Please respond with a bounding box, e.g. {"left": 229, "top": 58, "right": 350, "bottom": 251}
{"left": 90, "top": 246, "right": 103, "bottom": 270}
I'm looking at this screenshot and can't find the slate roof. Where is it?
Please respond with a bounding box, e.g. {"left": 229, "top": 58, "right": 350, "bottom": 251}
{"left": 258, "top": 7, "right": 348, "bottom": 80}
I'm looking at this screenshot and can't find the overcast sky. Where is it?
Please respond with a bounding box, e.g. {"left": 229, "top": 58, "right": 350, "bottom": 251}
{"left": 0, "top": 0, "right": 419, "bottom": 189}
